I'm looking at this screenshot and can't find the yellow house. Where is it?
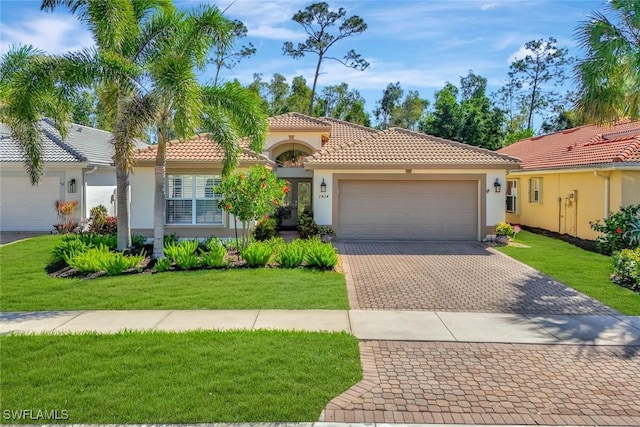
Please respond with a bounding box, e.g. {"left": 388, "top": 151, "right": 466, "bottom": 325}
{"left": 498, "top": 121, "right": 640, "bottom": 240}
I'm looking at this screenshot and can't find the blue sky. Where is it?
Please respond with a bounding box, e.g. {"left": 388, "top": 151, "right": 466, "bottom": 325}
{"left": 0, "top": 0, "right": 605, "bottom": 119}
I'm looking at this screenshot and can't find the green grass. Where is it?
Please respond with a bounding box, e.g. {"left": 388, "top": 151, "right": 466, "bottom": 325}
{"left": 0, "top": 236, "right": 348, "bottom": 311}
{"left": 496, "top": 230, "right": 640, "bottom": 315}
{"left": 0, "top": 330, "right": 361, "bottom": 423}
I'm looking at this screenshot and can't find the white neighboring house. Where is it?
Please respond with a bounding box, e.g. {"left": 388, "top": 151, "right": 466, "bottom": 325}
{"left": 0, "top": 118, "right": 141, "bottom": 232}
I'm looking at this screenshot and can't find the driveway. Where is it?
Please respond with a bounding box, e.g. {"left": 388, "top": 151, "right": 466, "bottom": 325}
{"left": 338, "top": 241, "right": 618, "bottom": 315}
{"left": 323, "top": 241, "right": 639, "bottom": 425}
{"left": 0, "top": 231, "right": 47, "bottom": 245}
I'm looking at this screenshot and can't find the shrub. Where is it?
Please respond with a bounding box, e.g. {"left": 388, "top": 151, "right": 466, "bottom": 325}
{"left": 54, "top": 200, "right": 78, "bottom": 234}
{"left": 624, "top": 217, "right": 640, "bottom": 248}
{"left": 154, "top": 258, "right": 172, "bottom": 272}
{"left": 65, "top": 244, "right": 111, "bottom": 273}
{"left": 173, "top": 251, "right": 200, "bottom": 270}
{"left": 241, "top": 241, "right": 274, "bottom": 267}
{"left": 252, "top": 216, "right": 278, "bottom": 241}
{"left": 53, "top": 237, "right": 89, "bottom": 263}
{"left": 297, "top": 209, "right": 318, "bottom": 239}
{"left": 88, "top": 205, "right": 108, "bottom": 233}
{"left": 179, "top": 239, "right": 199, "bottom": 255}
{"left": 495, "top": 221, "right": 514, "bottom": 236}
{"left": 277, "top": 240, "right": 306, "bottom": 268}
{"left": 590, "top": 204, "right": 640, "bottom": 254}
{"left": 304, "top": 239, "right": 338, "bottom": 270}
{"left": 164, "top": 233, "right": 178, "bottom": 246}
{"left": 101, "top": 252, "right": 144, "bottom": 276}
{"left": 199, "top": 245, "right": 227, "bottom": 268}
{"left": 611, "top": 248, "right": 640, "bottom": 291}
{"left": 76, "top": 233, "right": 117, "bottom": 250}
{"left": 131, "top": 234, "right": 147, "bottom": 249}
{"left": 163, "top": 241, "right": 181, "bottom": 260}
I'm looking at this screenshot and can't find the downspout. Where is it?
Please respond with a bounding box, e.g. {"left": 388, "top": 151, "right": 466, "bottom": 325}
{"left": 84, "top": 167, "right": 98, "bottom": 219}
{"left": 594, "top": 171, "right": 610, "bottom": 219}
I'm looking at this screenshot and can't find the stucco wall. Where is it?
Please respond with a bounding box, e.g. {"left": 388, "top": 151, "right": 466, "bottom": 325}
{"left": 85, "top": 168, "right": 116, "bottom": 217}
{"left": 505, "top": 169, "right": 640, "bottom": 240}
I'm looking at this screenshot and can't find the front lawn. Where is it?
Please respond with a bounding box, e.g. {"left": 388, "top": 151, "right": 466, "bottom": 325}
{"left": 0, "top": 330, "right": 361, "bottom": 423}
{"left": 496, "top": 230, "right": 640, "bottom": 315}
{"left": 0, "top": 236, "right": 348, "bottom": 311}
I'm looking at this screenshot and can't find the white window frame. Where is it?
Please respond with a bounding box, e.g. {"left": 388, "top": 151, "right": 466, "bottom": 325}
{"left": 165, "top": 175, "right": 223, "bottom": 225}
{"left": 506, "top": 179, "right": 518, "bottom": 213}
{"left": 529, "top": 177, "right": 542, "bottom": 204}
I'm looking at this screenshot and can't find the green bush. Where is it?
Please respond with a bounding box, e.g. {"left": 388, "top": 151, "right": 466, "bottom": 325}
{"left": 65, "top": 244, "right": 111, "bottom": 273}
{"left": 164, "top": 233, "right": 178, "bottom": 246}
{"left": 205, "top": 236, "right": 224, "bottom": 252}
{"left": 174, "top": 251, "right": 200, "bottom": 270}
{"left": 252, "top": 216, "right": 278, "bottom": 241}
{"left": 241, "top": 242, "right": 274, "bottom": 267}
{"left": 277, "top": 240, "right": 306, "bottom": 268}
{"left": 611, "top": 248, "right": 640, "bottom": 291}
{"left": 101, "top": 252, "right": 144, "bottom": 276}
{"left": 52, "top": 238, "right": 89, "bottom": 263}
{"left": 76, "top": 233, "right": 117, "bottom": 250}
{"left": 199, "top": 245, "right": 227, "bottom": 268}
{"left": 624, "top": 217, "right": 640, "bottom": 248}
{"left": 154, "top": 257, "right": 172, "bottom": 272}
{"left": 304, "top": 239, "right": 338, "bottom": 270}
{"left": 590, "top": 204, "right": 640, "bottom": 254}
{"left": 297, "top": 209, "right": 318, "bottom": 239}
{"left": 131, "top": 234, "right": 147, "bottom": 249}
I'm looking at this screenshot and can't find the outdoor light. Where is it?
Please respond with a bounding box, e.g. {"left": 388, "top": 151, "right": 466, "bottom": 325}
{"left": 320, "top": 178, "right": 327, "bottom": 193}
{"left": 494, "top": 178, "right": 501, "bottom": 193}
{"left": 68, "top": 179, "right": 77, "bottom": 193}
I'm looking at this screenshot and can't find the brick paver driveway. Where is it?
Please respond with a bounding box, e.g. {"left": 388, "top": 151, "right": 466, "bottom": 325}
{"left": 339, "top": 241, "right": 617, "bottom": 314}
{"left": 325, "top": 241, "right": 640, "bottom": 425}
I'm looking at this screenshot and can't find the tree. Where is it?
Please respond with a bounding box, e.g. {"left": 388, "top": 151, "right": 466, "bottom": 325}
{"left": 285, "top": 75, "right": 312, "bottom": 114}
{"left": 574, "top": 0, "right": 640, "bottom": 123}
{"left": 373, "top": 82, "right": 403, "bottom": 129}
{"left": 266, "top": 73, "right": 290, "bottom": 115}
{"left": 216, "top": 165, "right": 287, "bottom": 248}
{"left": 70, "top": 90, "right": 98, "bottom": 127}
{"left": 208, "top": 20, "right": 256, "bottom": 86}
{"left": 317, "top": 82, "right": 370, "bottom": 125}
{"left": 282, "top": 2, "right": 368, "bottom": 115}
{"left": 389, "top": 90, "right": 429, "bottom": 131}
{"left": 420, "top": 83, "right": 461, "bottom": 140}
{"left": 507, "top": 37, "right": 572, "bottom": 130}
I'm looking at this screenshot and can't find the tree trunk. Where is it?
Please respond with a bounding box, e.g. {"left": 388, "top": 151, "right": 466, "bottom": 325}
{"left": 116, "top": 163, "right": 131, "bottom": 251}
{"left": 308, "top": 55, "right": 323, "bottom": 116}
{"left": 153, "top": 127, "right": 167, "bottom": 258}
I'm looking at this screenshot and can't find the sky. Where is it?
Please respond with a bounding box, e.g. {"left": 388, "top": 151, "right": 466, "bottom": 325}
{"left": 0, "top": 0, "right": 607, "bottom": 122}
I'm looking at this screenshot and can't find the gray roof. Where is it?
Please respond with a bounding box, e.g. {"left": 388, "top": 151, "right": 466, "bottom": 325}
{"left": 0, "top": 118, "right": 147, "bottom": 165}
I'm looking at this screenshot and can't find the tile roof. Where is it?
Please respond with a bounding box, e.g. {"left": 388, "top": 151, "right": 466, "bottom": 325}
{"left": 0, "top": 118, "right": 145, "bottom": 164}
{"left": 305, "top": 127, "right": 520, "bottom": 167}
{"left": 321, "top": 116, "right": 379, "bottom": 147}
{"left": 133, "top": 134, "right": 272, "bottom": 164}
{"left": 268, "top": 112, "right": 332, "bottom": 130}
{"left": 497, "top": 120, "right": 640, "bottom": 170}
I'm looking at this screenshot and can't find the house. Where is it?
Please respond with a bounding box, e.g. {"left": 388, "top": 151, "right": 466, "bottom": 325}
{"left": 497, "top": 120, "right": 640, "bottom": 240}
{"left": 0, "top": 118, "right": 132, "bottom": 231}
{"left": 130, "top": 113, "right": 520, "bottom": 241}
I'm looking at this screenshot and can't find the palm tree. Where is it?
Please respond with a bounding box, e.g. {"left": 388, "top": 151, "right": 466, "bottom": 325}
{"left": 38, "top": 0, "right": 176, "bottom": 250}
{"left": 147, "top": 6, "right": 267, "bottom": 258}
{"left": 574, "top": 0, "right": 640, "bottom": 123}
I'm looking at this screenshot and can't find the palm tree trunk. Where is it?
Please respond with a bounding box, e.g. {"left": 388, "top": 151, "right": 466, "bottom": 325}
{"left": 116, "top": 163, "right": 131, "bottom": 251}
{"left": 153, "top": 127, "right": 167, "bottom": 258}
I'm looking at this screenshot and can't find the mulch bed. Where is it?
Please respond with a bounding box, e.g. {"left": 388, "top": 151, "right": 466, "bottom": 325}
{"left": 519, "top": 225, "right": 599, "bottom": 253}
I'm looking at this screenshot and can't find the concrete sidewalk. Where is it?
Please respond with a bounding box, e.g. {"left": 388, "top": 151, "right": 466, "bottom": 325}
{"left": 2, "top": 309, "right": 639, "bottom": 346}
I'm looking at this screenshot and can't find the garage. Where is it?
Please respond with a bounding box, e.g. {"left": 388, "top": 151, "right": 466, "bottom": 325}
{"left": 338, "top": 180, "right": 479, "bottom": 240}
{"left": 0, "top": 176, "right": 61, "bottom": 231}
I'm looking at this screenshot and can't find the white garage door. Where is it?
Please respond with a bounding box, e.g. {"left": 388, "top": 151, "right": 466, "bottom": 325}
{"left": 338, "top": 180, "right": 478, "bottom": 240}
{"left": 1, "top": 176, "right": 61, "bottom": 231}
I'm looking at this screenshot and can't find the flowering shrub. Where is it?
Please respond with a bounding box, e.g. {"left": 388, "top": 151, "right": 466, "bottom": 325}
{"left": 252, "top": 216, "right": 278, "bottom": 241}
{"left": 495, "top": 221, "right": 514, "bottom": 236}
{"left": 590, "top": 204, "right": 640, "bottom": 255}
{"left": 611, "top": 248, "right": 640, "bottom": 292}
{"left": 216, "top": 165, "right": 287, "bottom": 248}
{"left": 54, "top": 200, "right": 78, "bottom": 233}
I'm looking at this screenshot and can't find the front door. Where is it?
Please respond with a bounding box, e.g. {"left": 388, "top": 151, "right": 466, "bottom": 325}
{"left": 280, "top": 179, "right": 312, "bottom": 229}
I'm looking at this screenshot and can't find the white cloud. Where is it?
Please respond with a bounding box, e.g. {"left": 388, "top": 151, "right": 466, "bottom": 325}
{"left": 0, "top": 15, "right": 93, "bottom": 55}
{"left": 220, "top": 0, "right": 308, "bottom": 41}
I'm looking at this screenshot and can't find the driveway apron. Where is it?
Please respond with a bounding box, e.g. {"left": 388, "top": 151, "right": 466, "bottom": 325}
{"left": 322, "top": 241, "right": 640, "bottom": 425}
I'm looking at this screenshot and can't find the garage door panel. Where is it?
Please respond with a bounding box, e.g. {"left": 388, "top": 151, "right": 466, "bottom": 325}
{"left": 1, "top": 177, "right": 60, "bottom": 231}
{"left": 338, "top": 180, "right": 478, "bottom": 240}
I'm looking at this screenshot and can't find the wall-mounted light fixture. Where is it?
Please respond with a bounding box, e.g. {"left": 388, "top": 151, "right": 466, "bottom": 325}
{"left": 68, "top": 179, "right": 77, "bottom": 193}
{"left": 320, "top": 178, "right": 327, "bottom": 193}
{"left": 493, "top": 178, "right": 501, "bottom": 193}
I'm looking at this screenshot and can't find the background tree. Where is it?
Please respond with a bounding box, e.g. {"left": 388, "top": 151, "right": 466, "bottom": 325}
{"left": 282, "top": 2, "right": 368, "bottom": 115}
{"left": 574, "top": 0, "right": 640, "bottom": 123}
{"left": 317, "top": 82, "right": 370, "bottom": 125}
{"left": 506, "top": 37, "right": 573, "bottom": 130}
{"left": 420, "top": 82, "right": 461, "bottom": 140}
{"left": 373, "top": 82, "right": 403, "bottom": 129}
{"left": 266, "top": 73, "right": 290, "bottom": 115}
{"left": 285, "top": 76, "right": 312, "bottom": 114}
{"left": 208, "top": 20, "right": 256, "bottom": 86}
{"left": 70, "top": 89, "right": 99, "bottom": 128}
{"left": 389, "top": 90, "right": 429, "bottom": 131}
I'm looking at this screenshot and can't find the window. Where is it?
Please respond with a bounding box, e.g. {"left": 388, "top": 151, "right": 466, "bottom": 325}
{"left": 166, "top": 175, "right": 223, "bottom": 225}
{"left": 506, "top": 179, "right": 518, "bottom": 213}
{"left": 529, "top": 178, "right": 542, "bottom": 203}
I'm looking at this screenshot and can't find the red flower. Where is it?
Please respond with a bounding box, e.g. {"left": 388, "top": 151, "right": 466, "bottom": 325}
{"left": 261, "top": 182, "right": 266, "bottom": 189}
{"left": 283, "top": 186, "right": 290, "bottom": 194}
{"left": 263, "top": 214, "right": 269, "bottom": 219}
{"left": 616, "top": 227, "right": 623, "bottom": 234}
{"left": 225, "top": 203, "right": 232, "bottom": 210}
{"left": 239, "top": 174, "right": 244, "bottom": 180}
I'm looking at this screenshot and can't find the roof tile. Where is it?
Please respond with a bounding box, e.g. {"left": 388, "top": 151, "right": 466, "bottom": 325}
{"left": 268, "top": 112, "right": 331, "bottom": 129}
{"left": 498, "top": 120, "right": 640, "bottom": 170}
